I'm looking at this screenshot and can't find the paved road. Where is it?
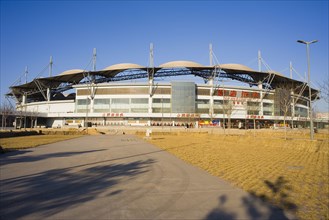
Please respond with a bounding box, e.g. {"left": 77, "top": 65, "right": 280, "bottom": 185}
{"left": 0, "top": 135, "right": 294, "bottom": 220}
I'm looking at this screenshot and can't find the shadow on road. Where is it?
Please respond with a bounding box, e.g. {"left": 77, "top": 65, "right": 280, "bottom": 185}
{"left": 0, "top": 149, "right": 107, "bottom": 165}
{"left": 0, "top": 158, "right": 155, "bottom": 219}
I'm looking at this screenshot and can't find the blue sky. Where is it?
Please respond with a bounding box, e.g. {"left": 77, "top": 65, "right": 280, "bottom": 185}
{"left": 1, "top": 1, "right": 328, "bottom": 111}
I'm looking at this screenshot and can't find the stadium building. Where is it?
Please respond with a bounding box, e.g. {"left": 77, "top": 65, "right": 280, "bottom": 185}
{"left": 7, "top": 46, "right": 323, "bottom": 129}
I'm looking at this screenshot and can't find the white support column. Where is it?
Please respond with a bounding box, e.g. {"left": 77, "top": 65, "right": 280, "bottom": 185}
{"left": 209, "top": 78, "right": 214, "bottom": 116}
{"left": 148, "top": 83, "right": 153, "bottom": 114}
{"left": 25, "top": 66, "right": 28, "bottom": 84}
{"left": 90, "top": 85, "right": 95, "bottom": 113}
{"left": 307, "top": 100, "right": 311, "bottom": 118}
{"left": 258, "top": 50, "right": 262, "bottom": 72}
{"left": 49, "top": 56, "right": 53, "bottom": 77}
{"left": 258, "top": 82, "right": 263, "bottom": 116}
{"left": 90, "top": 99, "right": 94, "bottom": 113}
{"left": 291, "top": 90, "right": 295, "bottom": 128}
{"left": 47, "top": 88, "right": 51, "bottom": 101}
{"left": 209, "top": 43, "right": 213, "bottom": 66}
{"left": 92, "top": 48, "right": 97, "bottom": 82}
{"left": 148, "top": 43, "right": 154, "bottom": 114}
{"left": 93, "top": 48, "right": 97, "bottom": 71}
{"left": 22, "top": 93, "right": 27, "bottom": 105}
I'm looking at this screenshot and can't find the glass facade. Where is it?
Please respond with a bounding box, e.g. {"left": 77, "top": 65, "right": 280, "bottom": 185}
{"left": 171, "top": 82, "right": 195, "bottom": 113}
{"left": 76, "top": 98, "right": 91, "bottom": 113}
{"left": 295, "top": 106, "right": 308, "bottom": 117}
{"left": 94, "top": 98, "right": 110, "bottom": 113}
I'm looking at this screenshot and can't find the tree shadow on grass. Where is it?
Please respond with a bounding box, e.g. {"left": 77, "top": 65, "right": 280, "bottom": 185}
{"left": 205, "top": 195, "right": 237, "bottom": 220}
{"left": 263, "top": 176, "right": 298, "bottom": 212}
{"left": 0, "top": 158, "right": 155, "bottom": 219}
{"left": 205, "top": 176, "right": 297, "bottom": 220}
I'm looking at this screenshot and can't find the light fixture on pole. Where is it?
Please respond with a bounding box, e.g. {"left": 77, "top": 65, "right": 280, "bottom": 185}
{"left": 297, "top": 39, "right": 318, "bottom": 140}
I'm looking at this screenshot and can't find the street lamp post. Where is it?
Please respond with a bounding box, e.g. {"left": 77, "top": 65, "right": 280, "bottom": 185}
{"left": 297, "top": 39, "right": 318, "bottom": 140}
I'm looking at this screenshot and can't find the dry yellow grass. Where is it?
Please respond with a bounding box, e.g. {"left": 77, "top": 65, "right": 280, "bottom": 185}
{"left": 0, "top": 135, "right": 82, "bottom": 149}
{"left": 143, "top": 131, "right": 329, "bottom": 220}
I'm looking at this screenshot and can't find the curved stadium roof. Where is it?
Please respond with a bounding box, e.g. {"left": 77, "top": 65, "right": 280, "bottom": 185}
{"left": 219, "top": 63, "right": 254, "bottom": 72}
{"left": 159, "top": 60, "right": 205, "bottom": 68}
{"left": 8, "top": 60, "right": 319, "bottom": 102}
{"left": 103, "top": 63, "right": 145, "bottom": 71}
{"left": 59, "top": 69, "right": 85, "bottom": 75}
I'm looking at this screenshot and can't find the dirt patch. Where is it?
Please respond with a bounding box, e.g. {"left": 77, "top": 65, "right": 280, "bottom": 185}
{"left": 0, "top": 128, "right": 107, "bottom": 137}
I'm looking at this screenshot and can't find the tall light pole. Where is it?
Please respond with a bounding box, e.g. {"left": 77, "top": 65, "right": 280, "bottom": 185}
{"left": 297, "top": 39, "right": 318, "bottom": 140}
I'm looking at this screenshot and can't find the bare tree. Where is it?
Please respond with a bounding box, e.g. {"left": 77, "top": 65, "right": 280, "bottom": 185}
{"left": 16, "top": 103, "right": 26, "bottom": 129}
{"left": 275, "top": 87, "right": 293, "bottom": 139}
{"left": 319, "top": 82, "right": 329, "bottom": 104}
{"left": 1, "top": 100, "right": 15, "bottom": 129}
{"left": 244, "top": 100, "right": 261, "bottom": 134}
{"left": 217, "top": 89, "right": 237, "bottom": 132}
{"left": 222, "top": 99, "right": 235, "bottom": 129}
{"left": 28, "top": 107, "right": 39, "bottom": 129}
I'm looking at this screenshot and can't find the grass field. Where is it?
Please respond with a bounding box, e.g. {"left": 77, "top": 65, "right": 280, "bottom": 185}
{"left": 0, "top": 135, "right": 82, "bottom": 150}
{"left": 143, "top": 131, "right": 329, "bottom": 220}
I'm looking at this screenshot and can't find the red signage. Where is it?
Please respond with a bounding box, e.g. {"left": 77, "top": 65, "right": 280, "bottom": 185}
{"left": 103, "top": 113, "right": 124, "bottom": 117}
{"left": 217, "top": 89, "right": 260, "bottom": 99}
{"left": 177, "top": 113, "right": 200, "bottom": 118}
{"left": 247, "top": 115, "right": 264, "bottom": 119}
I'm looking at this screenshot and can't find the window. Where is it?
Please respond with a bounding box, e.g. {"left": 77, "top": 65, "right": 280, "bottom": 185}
{"left": 111, "top": 98, "right": 129, "bottom": 104}
{"left": 111, "top": 108, "right": 129, "bottom": 113}
{"left": 131, "top": 98, "right": 148, "bottom": 104}
{"left": 131, "top": 108, "right": 148, "bottom": 113}
{"left": 296, "top": 99, "right": 308, "bottom": 106}
{"left": 153, "top": 98, "right": 171, "bottom": 103}
{"left": 263, "top": 93, "right": 274, "bottom": 100}
{"left": 247, "top": 102, "right": 260, "bottom": 107}
{"left": 295, "top": 106, "right": 308, "bottom": 117}
{"left": 263, "top": 103, "right": 273, "bottom": 107}
{"left": 94, "top": 109, "right": 108, "bottom": 113}
{"left": 152, "top": 108, "right": 171, "bottom": 113}
{"left": 247, "top": 110, "right": 259, "bottom": 115}
{"left": 213, "top": 109, "right": 224, "bottom": 114}
{"left": 153, "top": 88, "right": 171, "bottom": 94}
{"left": 197, "top": 89, "right": 210, "bottom": 96}
{"left": 94, "top": 99, "right": 110, "bottom": 105}
{"left": 263, "top": 111, "right": 273, "bottom": 116}
{"left": 77, "top": 99, "right": 90, "bottom": 105}
{"left": 95, "top": 88, "right": 148, "bottom": 95}
{"left": 214, "top": 100, "right": 222, "bottom": 104}
{"left": 196, "top": 99, "right": 209, "bottom": 104}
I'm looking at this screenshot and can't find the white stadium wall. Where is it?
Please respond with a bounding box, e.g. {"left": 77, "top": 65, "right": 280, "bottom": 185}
{"left": 14, "top": 82, "right": 313, "bottom": 128}
{"left": 18, "top": 100, "right": 75, "bottom": 114}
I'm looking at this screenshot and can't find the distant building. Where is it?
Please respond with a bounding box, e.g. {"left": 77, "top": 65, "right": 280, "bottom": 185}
{"left": 316, "top": 112, "right": 329, "bottom": 120}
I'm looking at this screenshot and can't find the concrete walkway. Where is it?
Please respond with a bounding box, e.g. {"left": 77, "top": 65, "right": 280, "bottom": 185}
{"left": 0, "top": 135, "right": 294, "bottom": 220}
